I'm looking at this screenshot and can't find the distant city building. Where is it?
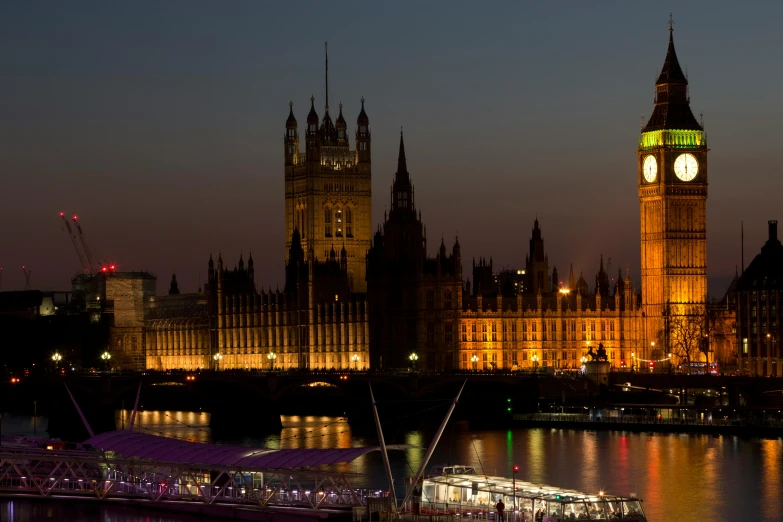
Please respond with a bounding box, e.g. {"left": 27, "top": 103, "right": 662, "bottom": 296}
{"left": 735, "top": 221, "right": 783, "bottom": 376}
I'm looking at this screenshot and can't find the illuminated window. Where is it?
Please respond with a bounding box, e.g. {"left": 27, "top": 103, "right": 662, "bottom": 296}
{"left": 482, "top": 323, "right": 487, "bottom": 342}
{"left": 471, "top": 323, "right": 476, "bottom": 342}
{"left": 491, "top": 323, "right": 497, "bottom": 341}
{"left": 335, "top": 207, "right": 342, "bottom": 237}
{"left": 461, "top": 323, "right": 467, "bottom": 342}
{"left": 511, "top": 322, "right": 517, "bottom": 341}
{"left": 324, "top": 207, "right": 332, "bottom": 237}
{"left": 346, "top": 207, "right": 353, "bottom": 237}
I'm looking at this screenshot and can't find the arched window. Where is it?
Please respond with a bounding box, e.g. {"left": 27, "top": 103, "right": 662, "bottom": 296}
{"left": 346, "top": 207, "right": 353, "bottom": 237}
{"left": 324, "top": 207, "right": 332, "bottom": 237}
{"left": 426, "top": 289, "right": 435, "bottom": 310}
{"left": 444, "top": 290, "right": 453, "bottom": 309}
{"left": 335, "top": 207, "right": 343, "bottom": 237}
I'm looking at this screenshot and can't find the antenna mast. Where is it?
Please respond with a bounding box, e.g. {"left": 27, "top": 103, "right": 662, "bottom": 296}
{"left": 324, "top": 41, "right": 329, "bottom": 112}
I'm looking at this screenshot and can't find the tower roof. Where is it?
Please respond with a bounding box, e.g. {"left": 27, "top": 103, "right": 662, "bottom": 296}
{"left": 642, "top": 19, "right": 702, "bottom": 133}
{"left": 287, "top": 101, "right": 297, "bottom": 125}
{"left": 336, "top": 103, "right": 346, "bottom": 127}
{"left": 307, "top": 96, "right": 319, "bottom": 124}
{"left": 357, "top": 97, "right": 369, "bottom": 124}
{"left": 656, "top": 31, "right": 688, "bottom": 85}
{"left": 397, "top": 129, "right": 408, "bottom": 178}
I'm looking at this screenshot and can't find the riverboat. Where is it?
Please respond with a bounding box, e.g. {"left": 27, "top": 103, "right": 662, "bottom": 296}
{"left": 410, "top": 466, "right": 646, "bottom": 522}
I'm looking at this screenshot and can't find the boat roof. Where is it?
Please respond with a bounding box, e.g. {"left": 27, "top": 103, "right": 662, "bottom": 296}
{"left": 83, "top": 431, "right": 409, "bottom": 472}
{"left": 422, "top": 473, "right": 639, "bottom": 503}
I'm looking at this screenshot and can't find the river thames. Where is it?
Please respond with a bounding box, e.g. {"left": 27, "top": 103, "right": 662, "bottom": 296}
{"left": 1, "top": 411, "right": 781, "bottom": 522}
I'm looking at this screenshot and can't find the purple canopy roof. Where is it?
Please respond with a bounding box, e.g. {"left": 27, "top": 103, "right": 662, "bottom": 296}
{"left": 83, "top": 431, "right": 393, "bottom": 470}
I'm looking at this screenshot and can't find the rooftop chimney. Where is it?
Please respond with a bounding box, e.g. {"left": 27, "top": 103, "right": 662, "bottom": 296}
{"left": 769, "top": 220, "right": 778, "bottom": 242}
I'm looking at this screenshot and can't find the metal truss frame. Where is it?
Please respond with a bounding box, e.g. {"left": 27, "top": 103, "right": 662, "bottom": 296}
{"left": 0, "top": 447, "right": 373, "bottom": 511}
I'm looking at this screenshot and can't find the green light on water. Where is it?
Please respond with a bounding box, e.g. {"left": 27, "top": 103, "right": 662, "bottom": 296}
{"left": 639, "top": 129, "right": 705, "bottom": 150}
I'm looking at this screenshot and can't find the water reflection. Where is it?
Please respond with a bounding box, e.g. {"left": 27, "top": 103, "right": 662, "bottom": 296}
{"left": 1, "top": 411, "right": 782, "bottom": 522}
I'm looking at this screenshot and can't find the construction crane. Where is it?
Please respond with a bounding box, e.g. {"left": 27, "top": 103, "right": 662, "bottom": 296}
{"left": 22, "top": 266, "right": 32, "bottom": 290}
{"left": 71, "top": 214, "right": 98, "bottom": 273}
{"left": 60, "top": 212, "right": 90, "bottom": 274}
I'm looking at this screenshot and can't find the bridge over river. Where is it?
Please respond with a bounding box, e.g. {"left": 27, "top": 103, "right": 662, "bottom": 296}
{"left": 2, "top": 370, "right": 781, "bottom": 440}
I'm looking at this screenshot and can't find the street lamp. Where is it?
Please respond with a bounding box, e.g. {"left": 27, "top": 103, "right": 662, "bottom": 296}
{"left": 531, "top": 354, "right": 539, "bottom": 372}
{"left": 409, "top": 352, "right": 419, "bottom": 371}
{"left": 351, "top": 354, "right": 360, "bottom": 370}
{"left": 267, "top": 351, "right": 277, "bottom": 371}
{"left": 512, "top": 465, "right": 519, "bottom": 512}
{"left": 213, "top": 352, "right": 223, "bottom": 371}
{"left": 101, "top": 351, "right": 111, "bottom": 371}
{"left": 471, "top": 354, "right": 479, "bottom": 371}
{"left": 52, "top": 353, "right": 62, "bottom": 372}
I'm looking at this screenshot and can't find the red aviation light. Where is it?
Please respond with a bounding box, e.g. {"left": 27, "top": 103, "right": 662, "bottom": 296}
{"left": 72, "top": 215, "right": 78, "bottom": 221}
{"left": 513, "top": 465, "right": 519, "bottom": 473}
{"left": 110, "top": 265, "right": 116, "bottom": 271}
{"left": 59, "top": 212, "right": 64, "bottom": 217}
{"left": 101, "top": 267, "right": 107, "bottom": 272}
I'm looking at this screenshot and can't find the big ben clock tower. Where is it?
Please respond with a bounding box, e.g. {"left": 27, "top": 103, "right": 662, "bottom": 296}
{"left": 638, "top": 18, "right": 708, "bottom": 354}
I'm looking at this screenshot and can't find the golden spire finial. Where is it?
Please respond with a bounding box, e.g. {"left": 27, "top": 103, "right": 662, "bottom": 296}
{"left": 668, "top": 13, "right": 674, "bottom": 34}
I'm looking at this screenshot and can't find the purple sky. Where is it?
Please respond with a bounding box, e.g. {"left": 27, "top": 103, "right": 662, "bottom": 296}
{"left": 2, "top": 2, "right": 782, "bottom": 297}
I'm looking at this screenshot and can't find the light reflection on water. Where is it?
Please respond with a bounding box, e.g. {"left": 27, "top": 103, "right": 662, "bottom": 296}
{"left": 1, "top": 411, "right": 782, "bottom": 522}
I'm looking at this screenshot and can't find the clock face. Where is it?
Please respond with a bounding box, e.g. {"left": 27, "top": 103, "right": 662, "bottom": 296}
{"left": 643, "top": 155, "right": 657, "bottom": 183}
{"left": 674, "top": 153, "right": 699, "bottom": 181}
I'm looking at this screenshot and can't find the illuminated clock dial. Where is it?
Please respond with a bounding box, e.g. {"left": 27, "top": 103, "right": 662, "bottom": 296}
{"left": 674, "top": 153, "right": 699, "bottom": 181}
{"left": 643, "top": 155, "right": 657, "bottom": 183}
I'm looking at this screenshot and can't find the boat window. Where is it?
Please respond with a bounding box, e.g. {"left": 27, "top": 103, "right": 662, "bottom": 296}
{"left": 621, "top": 500, "right": 644, "bottom": 518}
{"left": 563, "top": 502, "right": 589, "bottom": 519}
{"left": 546, "top": 501, "right": 563, "bottom": 518}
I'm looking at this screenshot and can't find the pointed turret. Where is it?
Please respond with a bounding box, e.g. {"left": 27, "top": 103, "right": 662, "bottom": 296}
{"left": 336, "top": 102, "right": 347, "bottom": 144}
{"left": 643, "top": 17, "right": 701, "bottom": 132}
{"left": 391, "top": 130, "right": 413, "bottom": 213}
{"left": 169, "top": 273, "right": 180, "bottom": 295}
{"left": 356, "top": 97, "right": 371, "bottom": 164}
{"left": 306, "top": 96, "right": 320, "bottom": 163}
{"left": 568, "top": 264, "right": 576, "bottom": 290}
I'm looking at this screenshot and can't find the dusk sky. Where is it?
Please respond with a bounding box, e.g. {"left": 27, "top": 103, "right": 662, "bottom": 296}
{"left": 2, "top": 1, "right": 782, "bottom": 296}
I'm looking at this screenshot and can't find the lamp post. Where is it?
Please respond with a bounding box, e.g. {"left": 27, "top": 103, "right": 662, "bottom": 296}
{"left": 351, "top": 354, "right": 360, "bottom": 371}
{"left": 101, "top": 351, "right": 111, "bottom": 372}
{"left": 512, "top": 465, "right": 519, "bottom": 513}
{"left": 409, "top": 352, "right": 419, "bottom": 371}
{"left": 52, "top": 353, "right": 62, "bottom": 373}
{"left": 471, "top": 354, "right": 478, "bottom": 372}
{"left": 213, "top": 352, "right": 223, "bottom": 371}
{"left": 267, "top": 351, "right": 277, "bottom": 371}
{"left": 531, "top": 354, "right": 539, "bottom": 372}
{"left": 631, "top": 352, "right": 635, "bottom": 372}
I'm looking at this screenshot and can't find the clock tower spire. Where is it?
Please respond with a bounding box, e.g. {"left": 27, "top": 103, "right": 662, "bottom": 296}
{"left": 638, "top": 17, "right": 708, "bottom": 358}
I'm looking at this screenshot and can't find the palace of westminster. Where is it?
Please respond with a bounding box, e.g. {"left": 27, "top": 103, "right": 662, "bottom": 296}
{"left": 101, "top": 26, "right": 783, "bottom": 376}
